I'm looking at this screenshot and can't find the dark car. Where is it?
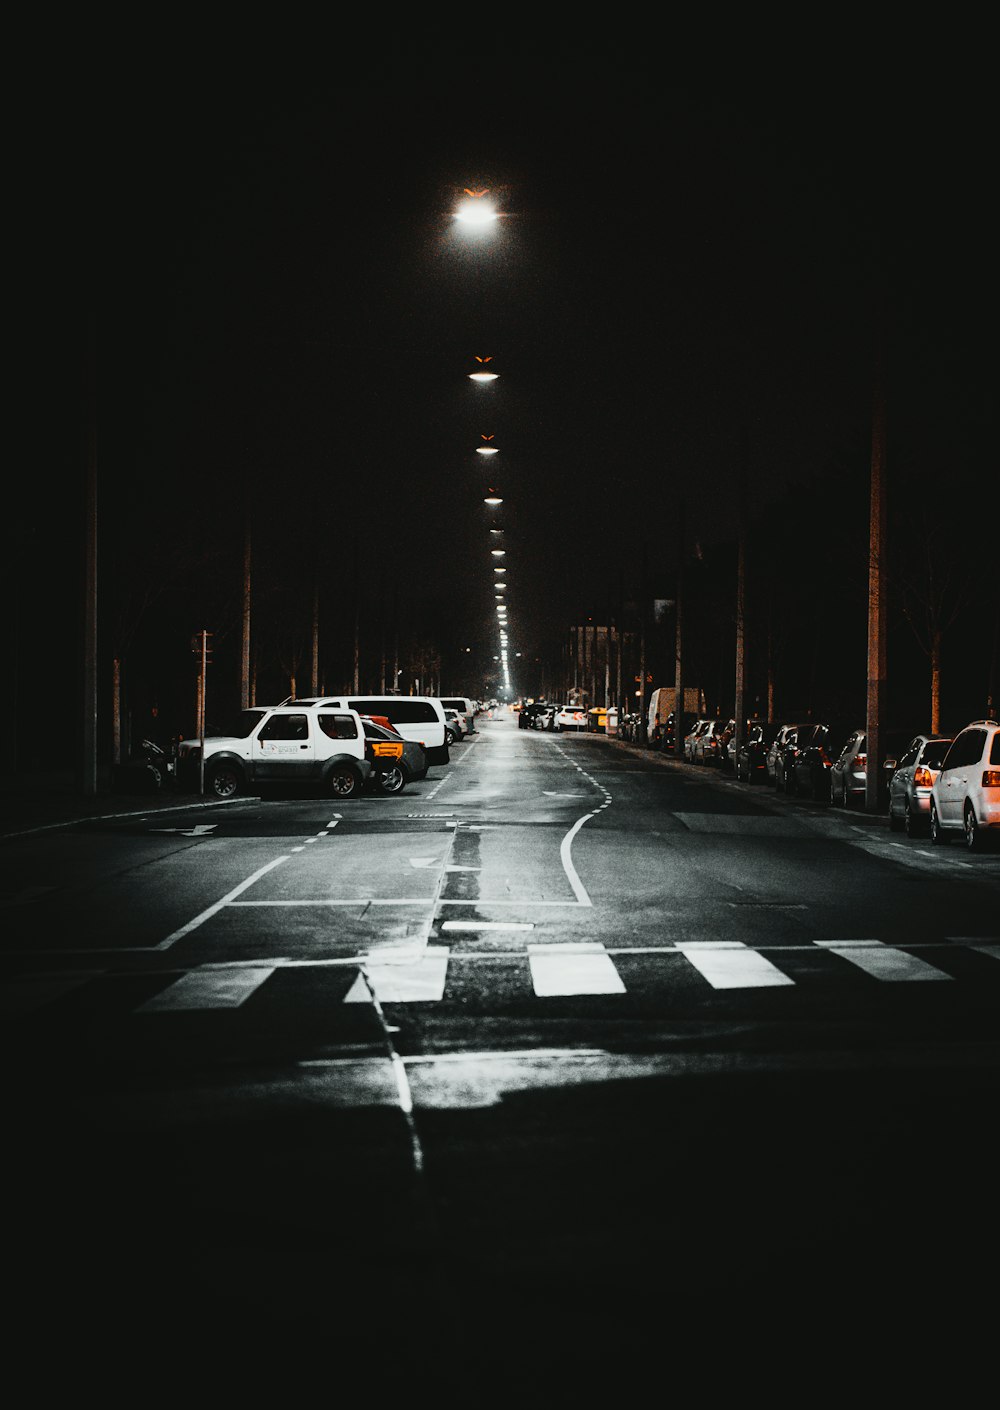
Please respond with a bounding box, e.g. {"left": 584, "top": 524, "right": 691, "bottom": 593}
{"left": 360, "top": 716, "right": 427, "bottom": 791}
{"left": 662, "top": 711, "right": 698, "bottom": 755}
{"left": 789, "top": 722, "right": 853, "bottom": 801}
{"left": 733, "top": 722, "right": 780, "bottom": 783}
{"left": 768, "top": 723, "right": 811, "bottom": 791}
{"left": 830, "top": 727, "right": 915, "bottom": 809}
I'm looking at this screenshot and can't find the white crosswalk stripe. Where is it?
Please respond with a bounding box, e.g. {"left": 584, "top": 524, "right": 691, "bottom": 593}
{"left": 528, "top": 943, "right": 626, "bottom": 996}
{"left": 675, "top": 940, "right": 796, "bottom": 989}
{"left": 814, "top": 939, "right": 952, "bottom": 982}
{"left": 137, "top": 964, "right": 277, "bottom": 1011}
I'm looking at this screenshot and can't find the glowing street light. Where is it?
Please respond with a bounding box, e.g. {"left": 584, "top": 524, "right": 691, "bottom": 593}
{"left": 493, "top": 566, "right": 506, "bottom": 574}
{"left": 469, "top": 355, "right": 499, "bottom": 383}
{"left": 476, "top": 434, "right": 499, "bottom": 457}
{"left": 484, "top": 496, "right": 503, "bottom": 507}
{"left": 454, "top": 190, "right": 499, "bottom": 226}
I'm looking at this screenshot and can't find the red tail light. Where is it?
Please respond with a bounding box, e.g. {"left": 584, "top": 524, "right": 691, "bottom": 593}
{"left": 853, "top": 754, "right": 867, "bottom": 770}
{"left": 913, "top": 765, "right": 934, "bottom": 787}
{"left": 983, "top": 770, "right": 1000, "bottom": 788}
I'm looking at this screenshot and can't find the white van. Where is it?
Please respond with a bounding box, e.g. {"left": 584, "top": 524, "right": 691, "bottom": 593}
{"left": 282, "top": 695, "right": 450, "bottom": 764}
{"left": 437, "top": 696, "right": 477, "bottom": 735}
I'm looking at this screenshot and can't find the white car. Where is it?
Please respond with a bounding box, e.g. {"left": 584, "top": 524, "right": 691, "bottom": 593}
{"left": 280, "top": 694, "right": 450, "bottom": 765}
{"left": 929, "top": 719, "right": 1000, "bottom": 852}
{"left": 554, "top": 705, "right": 587, "bottom": 732}
{"left": 887, "top": 733, "right": 952, "bottom": 836}
{"left": 177, "top": 706, "right": 373, "bottom": 799}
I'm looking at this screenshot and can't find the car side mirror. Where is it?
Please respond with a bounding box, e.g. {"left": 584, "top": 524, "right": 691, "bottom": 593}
{"left": 883, "top": 757, "right": 897, "bottom": 771}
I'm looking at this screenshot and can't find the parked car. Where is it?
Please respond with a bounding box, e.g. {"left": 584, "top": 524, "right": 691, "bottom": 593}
{"left": 177, "top": 706, "right": 374, "bottom": 799}
{"left": 360, "top": 716, "right": 428, "bottom": 789}
{"left": 790, "top": 722, "right": 853, "bottom": 801}
{"left": 683, "top": 719, "right": 711, "bottom": 762}
{"left": 280, "top": 694, "right": 449, "bottom": 765}
{"left": 554, "top": 704, "right": 587, "bottom": 732}
{"left": 829, "top": 726, "right": 914, "bottom": 808}
{"left": 444, "top": 709, "right": 465, "bottom": 745}
{"left": 532, "top": 704, "right": 557, "bottom": 731}
{"left": 887, "top": 734, "right": 952, "bottom": 836}
{"left": 768, "top": 723, "right": 811, "bottom": 791}
{"left": 588, "top": 707, "right": 609, "bottom": 733}
{"left": 733, "top": 722, "right": 780, "bottom": 784}
{"left": 438, "top": 696, "right": 477, "bottom": 734}
{"left": 692, "top": 718, "right": 731, "bottom": 765}
{"left": 930, "top": 719, "right": 1000, "bottom": 851}
{"left": 663, "top": 711, "right": 698, "bottom": 755}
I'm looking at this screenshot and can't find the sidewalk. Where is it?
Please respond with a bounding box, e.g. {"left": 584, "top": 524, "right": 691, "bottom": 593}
{"left": 0, "top": 770, "right": 240, "bottom": 839}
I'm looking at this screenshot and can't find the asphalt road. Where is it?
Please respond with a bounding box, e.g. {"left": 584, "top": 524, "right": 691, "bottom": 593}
{"left": 4, "top": 713, "right": 999, "bottom": 1361}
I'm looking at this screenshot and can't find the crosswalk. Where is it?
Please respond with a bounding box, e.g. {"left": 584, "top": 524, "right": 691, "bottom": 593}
{"left": 3, "top": 938, "right": 999, "bottom": 1016}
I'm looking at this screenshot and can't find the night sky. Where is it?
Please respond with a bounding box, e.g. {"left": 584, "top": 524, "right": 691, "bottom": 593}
{"left": 14, "top": 51, "right": 995, "bottom": 752}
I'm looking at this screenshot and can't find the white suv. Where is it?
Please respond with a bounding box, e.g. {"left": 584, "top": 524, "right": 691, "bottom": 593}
{"left": 177, "top": 706, "right": 373, "bottom": 799}
{"left": 929, "top": 719, "right": 1000, "bottom": 852}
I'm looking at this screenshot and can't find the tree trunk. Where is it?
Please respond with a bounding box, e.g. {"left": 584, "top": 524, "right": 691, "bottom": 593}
{"left": 930, "top": 627, "right": 942, "bottom": 735}
{"left": 112, "top": 656, "right": 122, "bottom": 765}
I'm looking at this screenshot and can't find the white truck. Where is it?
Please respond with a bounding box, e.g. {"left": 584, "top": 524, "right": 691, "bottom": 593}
{"left": 176, "top": 705, "right": 397, "bottom": 799}
{"left": 647, "top": 686, "right": 706, "bottom": 748}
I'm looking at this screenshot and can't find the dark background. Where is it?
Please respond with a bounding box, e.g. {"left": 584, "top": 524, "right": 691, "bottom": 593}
{"left": 11, "top": 48, "right": 995, "bottom": 763}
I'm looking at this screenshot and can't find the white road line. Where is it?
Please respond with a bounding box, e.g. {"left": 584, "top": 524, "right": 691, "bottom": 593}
{"left": 137, "top": 964, "right": 276, "bottom": 1011}
{"left": 344, "top": 949, "right": 450, "bottom": 1004}
{"left": 560, "top": 814, "right": 595, "bottom": 907}
{"left": 815, "top": 939, "right": 952, "bottom": 982}
{"left": 442, "top": 921, "right": 535, "bottom": 932}
{"left": 230, "top": 898, "right": 435, "bottom": 907}
{"left": 155, "top": 855, "right": 290, "bottom": 949}
{"left": 528, "top": 943, "right": 625, "bottom": 996}
{"left": 675, "top": 940, "right": 795, "bottom": 989}
{"left": 979, "top": 946, "right": 1000, "bottom": 962}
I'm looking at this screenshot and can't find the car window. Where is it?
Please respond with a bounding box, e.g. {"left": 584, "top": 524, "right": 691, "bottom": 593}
{"left": 942, "top": 729, "right": 985, "bottom": 769}
{"left": 991, "top": 732, "right": 1000, "bottom": 766}
{"left": 258, "top": 713, "right": 309, "bottom": 741}
{"left": 318, "top": 713, "right": 359, "bottom": 740}
{"left": 898, "top": 744, "right": 920, "bottom": 768}
{"left": 214, "top": 709, "right": 267, "bottom": 739}
{"left": 919, "top": 739, "right": 950, "bottom": 767}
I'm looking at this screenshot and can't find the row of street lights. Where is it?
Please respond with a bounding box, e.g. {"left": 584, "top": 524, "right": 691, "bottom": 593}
{"left": 458, "top": 189, "right": 513, "bottom": 697}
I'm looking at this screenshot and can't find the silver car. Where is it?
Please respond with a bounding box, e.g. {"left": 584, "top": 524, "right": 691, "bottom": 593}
{"left": 887, "top": 734, "right": 951, "bottom": 836}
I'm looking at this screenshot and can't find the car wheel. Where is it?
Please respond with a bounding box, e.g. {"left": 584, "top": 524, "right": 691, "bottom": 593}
{"left": 964, "top": 802, "right": 985, "bottom": 852}
{"left": 376, "top": 765, "right": 406, "bottom": 795}
{"left": 929, "top": 800, "right": 947, "bottom": 845}
{"left": 328, "top": 765, "right": 361, "bottom": 799}
{"left": 445, "top": 728, "right": 458, "bottom": 746}
{"left": 206, "top": 762, "right": 241, "bottom": 799}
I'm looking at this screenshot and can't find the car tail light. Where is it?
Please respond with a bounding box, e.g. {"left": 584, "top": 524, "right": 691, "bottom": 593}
{"left": 853, "top": 754, "right": 866, "bottom": 770}
{"left": 913, "top": 765, "right": 935, "bottom": 787}
{"left": 983, "top": 770, "right": 1000, "bottom": 788}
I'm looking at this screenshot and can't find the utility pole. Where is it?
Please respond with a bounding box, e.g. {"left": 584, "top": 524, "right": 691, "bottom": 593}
{"left": 674, "top": 502, "right": 685, "bottom": 757}
{"left": 865, "top": 305, "right": 887, "bottom": 813}
{"left": 310, "top": 563, "right": 319, "bottom": 696}
{"left": 352, "top": 538, "right": 360, "bottom": 693}
{"left": 734, "top": 437, "right": 748, "bottom": 761}
{"left": 82, "top": 320, "right": 98, "bottom": 796}
{"left": 241, "top": 508, "right": 251, "bottom": 709}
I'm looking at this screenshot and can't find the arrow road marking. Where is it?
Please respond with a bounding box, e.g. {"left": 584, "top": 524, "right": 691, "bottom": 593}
{"left": 149, "top": 824, "right": 218, "bottom": 837}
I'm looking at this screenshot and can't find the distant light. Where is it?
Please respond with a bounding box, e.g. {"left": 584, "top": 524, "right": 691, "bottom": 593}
{"left": 491, "top": 549, "right": 506, "bottom": 556}
{"left": 469, "top": 372, "right": 499, "bottom": 382}
{"left": 484, "top": 497, "right": 503, "bottom": 507}
{"left": 489, "top": 528, "right": 503, "bottom": 536}
{"left": 495, "top": 583, "right": 506, "bottom": 591}
{"left": 455, "top": 198, "right": 499, "bottom": 225}
{"left": 476, "top": 447, "right": 499, "bottom": 456}
{"left": 493, "top": 567, "right": 506, "bottom": 574}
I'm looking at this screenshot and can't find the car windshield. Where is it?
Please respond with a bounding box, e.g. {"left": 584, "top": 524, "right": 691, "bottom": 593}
{"left": 922, "top": 740, "right": 952, "bottom": 768}
{"left": 992, "top": 734, "right": 1000, "bottom": 766}
{"left": 208, "top": 710, "right": 267, "bottom": 739}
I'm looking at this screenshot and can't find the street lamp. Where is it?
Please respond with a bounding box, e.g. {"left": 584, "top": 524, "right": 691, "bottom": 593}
{"left": 484, "top": 497, "right": 503, "bottom": 507}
